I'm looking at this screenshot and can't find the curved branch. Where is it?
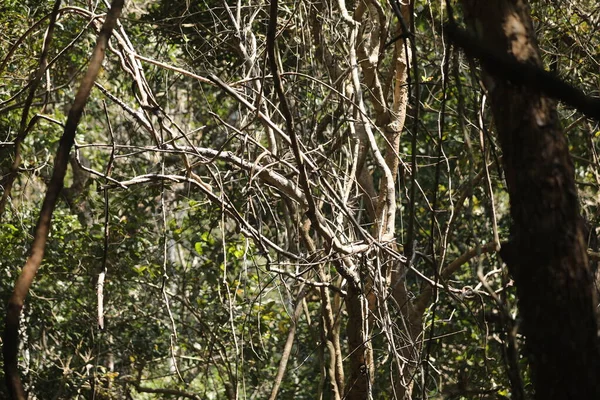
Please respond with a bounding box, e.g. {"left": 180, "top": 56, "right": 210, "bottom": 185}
{"left": 0, "top": 0, "right": 62, "bottom": 218}
{"left": 446, "top": 22, "right": 600, "bottom": 122}
{"left": 2, "top": 1, "right": 124, "bottom": 398}
{"left": 414, "top": 242, "right": 498, "bottom": 316}
{"left": 268, "top": 286, "right": 307, "bottom": 400}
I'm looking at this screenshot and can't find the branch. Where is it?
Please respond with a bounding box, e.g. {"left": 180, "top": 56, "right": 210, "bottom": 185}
{"left": 269, "top": 267, "right": 347, "bottom": 296}
{"left": 269, "top": 286, "right": 307, "bottom": 400}
{"left": 2, "top": 1, "right": 124, "bottom": 398}
{"left": 413, "top": 242, "right": 498, "bottom": 316}
{"left": 132, "top": 384, "right": 201, "bottom": 400}
{"left": 445, "top": 23, "right": 600, "bottom": 122}
{"left": 266, "top": 1, "right": 363, "bottom": 289}
{"left": 0, "top": 0, "right": 62, "bottom": 218}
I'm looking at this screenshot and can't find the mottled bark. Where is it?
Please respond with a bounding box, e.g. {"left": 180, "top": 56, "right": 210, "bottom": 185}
{"left": 352, "top": 0, "right": 414, "bottom": 398}
{"left": 459, "top": 1, "right": 600, "bottom": 398}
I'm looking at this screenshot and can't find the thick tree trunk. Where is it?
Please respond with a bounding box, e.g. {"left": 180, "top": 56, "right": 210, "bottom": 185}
{"left": 459, "top": 1, "right": 600, "bottom": 398}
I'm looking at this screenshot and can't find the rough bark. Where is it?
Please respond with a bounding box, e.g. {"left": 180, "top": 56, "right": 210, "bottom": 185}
{"left": 459, "top": 1, "right": 600, "bottom": 398}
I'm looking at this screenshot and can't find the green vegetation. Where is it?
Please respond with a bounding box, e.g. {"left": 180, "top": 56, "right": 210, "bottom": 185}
{"left": 1, "top": 0, "right": 599, "bottom": 398}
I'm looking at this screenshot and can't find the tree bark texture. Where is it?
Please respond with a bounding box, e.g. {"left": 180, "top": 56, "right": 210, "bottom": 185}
{"left": 459, "top": 1, "right": 600, "bottom": 398}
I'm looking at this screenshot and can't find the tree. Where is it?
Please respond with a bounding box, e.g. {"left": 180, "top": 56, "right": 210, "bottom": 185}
{"left": 3, "top": 1, "right": 125, "bottom": 398}
{"left": 2, "top": 0, "right": 600, "bottom": 399}
{"left": 453, "top": 0, "right": 600, "bottom": 398}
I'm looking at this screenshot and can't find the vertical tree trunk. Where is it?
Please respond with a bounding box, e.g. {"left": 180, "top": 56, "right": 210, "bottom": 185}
{"left": 458, "top": 1, "right": 600, "bottom": 398}
{"left": 345, "top": 285, "right": 371, "bottom": 400}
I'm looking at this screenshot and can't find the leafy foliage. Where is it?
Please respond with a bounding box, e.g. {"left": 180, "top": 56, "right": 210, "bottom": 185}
{"left": 1, "top": 0, "right": 599, "bottom": 399}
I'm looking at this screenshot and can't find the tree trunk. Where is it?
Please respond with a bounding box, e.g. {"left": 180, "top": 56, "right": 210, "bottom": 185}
{"left": 459, "top": 1, "right": 600, "bottom": 398}
{"left": 2, "top": 1, "right": 124, "bottom": 398}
